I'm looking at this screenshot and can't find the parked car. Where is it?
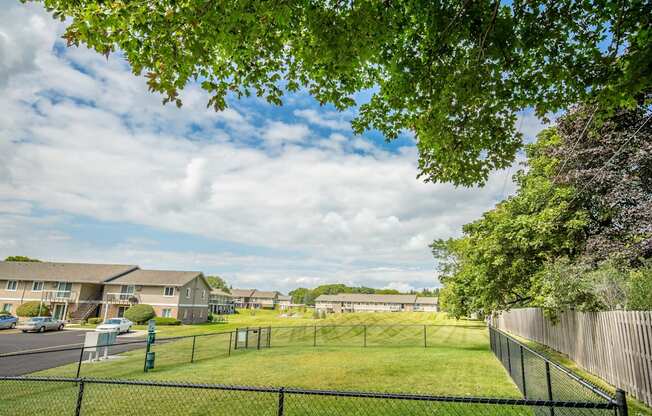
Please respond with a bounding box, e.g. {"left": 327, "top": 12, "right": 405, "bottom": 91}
{"left": 95, "top": 318, "right": 132, "bottom": 334}
{"left": 0, "top": 314, "right": 18, "bottom": 329}
{"left": 18, "top": 317, "right": 64, "bottom": 333}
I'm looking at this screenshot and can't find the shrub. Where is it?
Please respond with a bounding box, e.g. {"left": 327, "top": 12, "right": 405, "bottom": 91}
{"left": 207, "top": 313, "right": 214, "bottom": 322}
{"left": 124, "top": 304, "right": 155, "bottom": 324}
{"left": 87, "top": 317, "right": 103, "bottom": 325}
{"left": 154, "top": 317, "right": 181, "bottom": 325}
{"left": 16, "top": 301, "right": 50, "bottom": 317}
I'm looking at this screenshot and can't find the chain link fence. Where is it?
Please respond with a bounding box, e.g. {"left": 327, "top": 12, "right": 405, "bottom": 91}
{"left": 489, "top": 326, "right": 627, "bottom": 415}
{"left": 0, "top": 375, "right": 620, "bottom": 416}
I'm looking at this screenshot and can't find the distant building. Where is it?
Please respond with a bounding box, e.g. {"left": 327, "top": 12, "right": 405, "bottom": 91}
{"left": 315, "top": 293, "right": 438, "bottom": 313}
{"left": 277, "top": 295, "right": 292, "bottom": 310}
{"left": 0, "top": 261, "right": 212, "bottom": 324}
{"left": 230, "top": 289, "right": 295, "bottom": 309}
{"left": 208, "top": 289, "right": 235, "bottom": 315}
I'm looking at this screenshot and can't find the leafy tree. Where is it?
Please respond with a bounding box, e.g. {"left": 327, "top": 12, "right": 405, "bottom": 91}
{"left": 289, "top": 287, "right": 313, "bottom": 305}
{"left": 205, "top": 275, "right": 230, "bottom": 293}
{"left": 548, "top": 107, "right": 652, "bottom": 263}
{"left": 124, "top": 304, "right": 156, "bottom": 324}
{"left": 16, "top": 301, "right": 51, "bottom": 317}
{"left": 627, "top": 261, "right": 652, "bottom": 310}
{"left": 35, "top": 0, "right": 651, "bottom": 185}
{"left": 435, "top": 105, "right": 652, "bottom": 317}
{"left": 4, "top": 256, "right": 40, "bottom": 262}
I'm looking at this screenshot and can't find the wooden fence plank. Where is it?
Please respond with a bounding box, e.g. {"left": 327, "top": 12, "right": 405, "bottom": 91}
{"left": 495, "top": 308, "right": 652, "bottom": 407}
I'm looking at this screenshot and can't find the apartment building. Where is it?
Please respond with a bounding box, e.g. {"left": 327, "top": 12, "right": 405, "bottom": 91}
{"left": 0, "top": 262, "right": 137, "bottom": 321}
{"left": 0, "top": 261, "right": 211, "bottom": 323}
{"left": 230, "top": 289, "right": 291, "bottom": 309}
{"left": 101, "top": 269, "right": 211, "bottom": 324}
{"left": 315, "top": 293, "right": 439, "bottom": 313}
{"left": 209, "top": 289, "right": 235, "bottom": 314}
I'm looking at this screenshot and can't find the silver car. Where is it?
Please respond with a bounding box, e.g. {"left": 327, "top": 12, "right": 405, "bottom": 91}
{"left": 18, "top": 317, "right": 64, "bottom": 333}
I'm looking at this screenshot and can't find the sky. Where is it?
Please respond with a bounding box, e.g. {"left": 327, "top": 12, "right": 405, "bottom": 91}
{"left": 0, "top": 2, "right": 547, "bottom": 294}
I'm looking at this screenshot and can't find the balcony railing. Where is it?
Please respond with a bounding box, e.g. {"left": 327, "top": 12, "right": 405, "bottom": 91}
{"left": 103, "top": 292, "right": 140, "bottom": 305}
{"left": 42, "top": 290, "right": 77, "bottom": 303}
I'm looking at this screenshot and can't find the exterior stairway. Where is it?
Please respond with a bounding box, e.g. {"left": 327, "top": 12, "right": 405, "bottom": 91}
{"left": 69, "top": 302, "right": 100, "bottom": 323}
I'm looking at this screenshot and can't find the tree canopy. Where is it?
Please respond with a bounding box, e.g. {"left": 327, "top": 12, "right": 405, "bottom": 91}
{"left": 204, "top": 275, "right": 230, "bottom": 293}
{"left": 4, "top": 256, "right": 40, "bottom": 262}
{"left": 435, "top": 105, "right": 652, "bottom": 317}
{"left": 289, "top": 284, "right": 437, "bottom": 305}
{"left": 35, "top": 0, "right": 651, "bottom": 185}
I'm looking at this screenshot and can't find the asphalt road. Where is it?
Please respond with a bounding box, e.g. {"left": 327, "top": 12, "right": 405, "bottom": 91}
{"left": 0, "top": 328, "right": 147, "bottom": 376}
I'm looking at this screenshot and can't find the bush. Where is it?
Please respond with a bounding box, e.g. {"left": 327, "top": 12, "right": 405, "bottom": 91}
{"left": 87, "top": 317, "right": 103, "bottom": 325}
{"left": 207, "top": 313, "right": 214, "bottom": 322}
{"left": 16, "top": 301, "right": 51, "bottom": 317}
{"left": 154, "top": 317, "right": 181, "bottom": 325}
{"left": 124, "top": 304, "right": 156, "bottom": 324}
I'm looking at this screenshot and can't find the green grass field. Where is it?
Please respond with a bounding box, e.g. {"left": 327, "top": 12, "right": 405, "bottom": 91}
{"left": 41, "top": 312, "right": 517, "bottom": 397}
{"left": 0, "top": 312, "right": 535, "bottom": 415}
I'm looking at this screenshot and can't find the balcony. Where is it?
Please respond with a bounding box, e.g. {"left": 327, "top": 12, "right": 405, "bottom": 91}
{"left": 103, "top": 292, "right": 140, "bottom": 305}
{"left": 42, "top": 290, "right": 77, "bottom": 303}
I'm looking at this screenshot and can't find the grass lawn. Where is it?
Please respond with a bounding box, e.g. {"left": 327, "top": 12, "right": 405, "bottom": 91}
{"left": 1, "top": 313, "right": 528, "bottom": 415}
{"left": 35, "top": 312, "right": 519, "bottom": 396}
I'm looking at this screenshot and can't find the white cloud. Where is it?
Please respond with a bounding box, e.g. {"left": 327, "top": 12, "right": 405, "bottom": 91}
{"left": 0, "top": 2, "right": 520, "bottom": 292}
{"left": 262, "top": 121, "right": 310, "bottom": 144}
{"left": 293, "top": 109, "right": 351, "bottom": 131}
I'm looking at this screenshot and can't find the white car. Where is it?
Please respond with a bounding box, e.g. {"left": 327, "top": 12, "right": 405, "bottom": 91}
{"left": 95, "top": 318, "right": 132, "bottom": 334}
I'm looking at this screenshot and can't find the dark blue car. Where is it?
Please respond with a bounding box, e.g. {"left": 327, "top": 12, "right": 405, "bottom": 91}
{"left": 0, "top": 314, "right": 18, "bottom": 329}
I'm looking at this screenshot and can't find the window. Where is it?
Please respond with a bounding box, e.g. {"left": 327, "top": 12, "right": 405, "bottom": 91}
{"left": 2, "top": 304, "right": 12, "bottom": 313}
{"left": 202, "top": 290, "right": 206, "bottom": 299}
{"left": 185, "top": 288, "right": 191, "bottom": 298}
{"left": 32, "top": 281, "right": 43, "bottom": 291}
{"left": 163, "top": 287, "right": 174, "bottom": 297}
{"left": 199, "top": 310, "right": 203, "bottom": 318}
{"left": 183, "top": 309, "right": 188, "bottom": 319}
{"left": 6, "top": 281, "right": 17, "bottom": 291}
{"left": 162, "top": 308, "right": 172, "bottom": 318}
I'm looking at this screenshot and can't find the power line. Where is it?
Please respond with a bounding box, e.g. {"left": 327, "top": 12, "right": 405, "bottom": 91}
{"left": 571, "top": 111, "right": 652, "bottom": 201}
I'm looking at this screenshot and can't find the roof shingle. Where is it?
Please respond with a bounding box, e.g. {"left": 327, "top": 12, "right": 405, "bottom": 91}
{"left": 0, "top": 261, "right": 137, "bottom": 284}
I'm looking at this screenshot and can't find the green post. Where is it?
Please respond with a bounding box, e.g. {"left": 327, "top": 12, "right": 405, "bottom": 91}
{"left": 313, "top": 325, "right": 317, "bottom": 347}
{"left": 228, "top": 331, "right": 233, "bottom": 356}
{"left": 363, "top": 325, "right": 367, "bottom": 347}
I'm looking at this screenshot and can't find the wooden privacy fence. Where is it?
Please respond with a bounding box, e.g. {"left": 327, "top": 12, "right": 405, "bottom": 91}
{"left": 492, "top": 308, "right": 652, "bottom": 407}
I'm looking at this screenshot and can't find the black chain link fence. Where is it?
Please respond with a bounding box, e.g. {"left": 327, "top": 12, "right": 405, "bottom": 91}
{"left": 489, "top": 326, "right": 627, "bottom": 416}
{"left": 0, "top": 325, "right": 627, "bottom": 415}
{"left": 0, "top": 376, "right": 620, "bottom": 416}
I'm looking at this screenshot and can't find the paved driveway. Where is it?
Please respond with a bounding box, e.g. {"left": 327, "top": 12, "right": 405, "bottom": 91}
{"left": 0, "top": 328, "right": 147, "bottom": 376}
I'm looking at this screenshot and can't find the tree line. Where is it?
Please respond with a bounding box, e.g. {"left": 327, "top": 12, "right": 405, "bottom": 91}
{"left": 434, "top": 106, "right": 652, "bottom": 318}
{"left": 289, "top": 284, "right": 439, "bottom": 306}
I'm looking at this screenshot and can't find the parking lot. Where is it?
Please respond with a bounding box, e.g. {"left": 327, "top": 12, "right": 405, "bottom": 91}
{"left": 0, "top": 328, "right": 147, "bottom": 376}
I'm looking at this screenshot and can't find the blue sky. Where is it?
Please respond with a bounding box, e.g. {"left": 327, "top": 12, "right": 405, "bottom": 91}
{"left": 0, "top": 2, "right": 547, "bottom": 293}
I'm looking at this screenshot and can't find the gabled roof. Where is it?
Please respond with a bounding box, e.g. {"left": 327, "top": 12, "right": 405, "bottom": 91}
{"left": 210, "top": 288, "right": 232, "bottom": 297}
{"left": 315, "top": 293, "right": 418, "bottom": 304}
{"left": 0, "top": 261, "right": 137, "bottom": 284}
{"left": 277, "top": 295, "right": 292, "bottom": 301}
{"left": 251, "top": 290, "right": 278, "bottom": 299}
{"left": 415, "top": 297, "right": 438, "bottom": 305}
{"left": 231, "top": 289, "right": 255, "bottom": 298}
{"left": 108, "top": 269, "right": 203, "bottom": 287}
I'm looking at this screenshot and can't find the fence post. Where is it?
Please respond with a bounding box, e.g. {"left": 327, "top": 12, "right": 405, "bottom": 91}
{"left": 363, "top": 325, "right": 367, "bottom": 347}
{"left": 257, "top": 327, "right": 262, "bottom": 350}
{"left": 190, "top": 335, "right": 196, "bottom": 363}
{"left": 545, "top": 361, "right": 555, "bottom": 416}
{"left": 76, "top": 346, "right": 84, "bottom": 378}
{"left": 245, "top": 327, "right": 249, "bottom": 349}
{"left": 506, "top": 338, "right": 512, "bottom": 374}
{"left": 313, "top": 325, "right": 317, "bottom": 347}
{"left": 277, "top": 387, "right": 285, "bottom": 416}
{"left": 423, "top": 325, "right": 427, "bottom": 348}
{"left": 228, "top": 331, "right": 232, "bottom": 356}
{"left": 74, "top": 378, "right": 85, "bottom": 416}
{"left": 520, "top": 345, "right": 527, "bottom": 398}
{"left": 615, "top": 389, "right": 628, "bottom": 416}
{"left": 497, "top": 332, "right": 503, "bottom": 364}
{"left": 268, "top": 326, "right": 272, "bottom": 347}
